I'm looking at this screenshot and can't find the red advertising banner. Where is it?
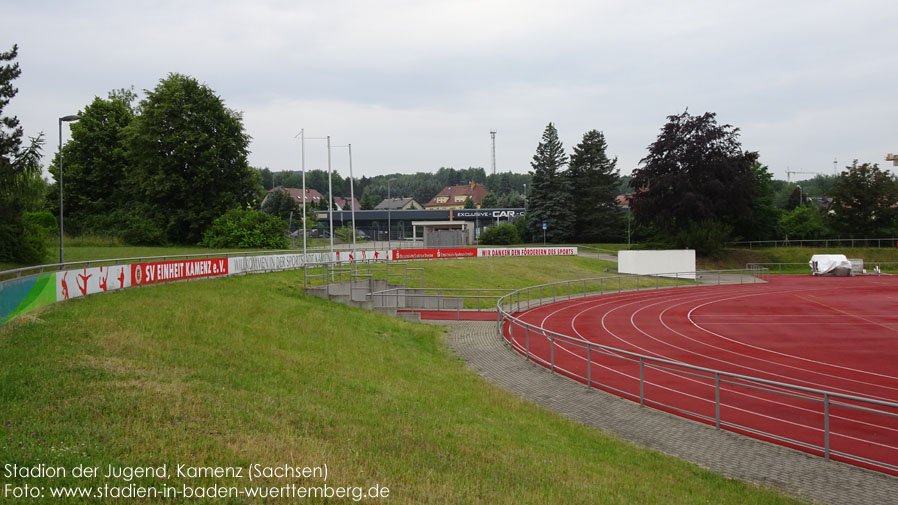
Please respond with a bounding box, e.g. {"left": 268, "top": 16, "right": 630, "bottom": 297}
{"left": 131, "top": 258, "right": 229, "bottom": 286}
{"left": 392, "top": 248, "right": 477, "bottom": 260}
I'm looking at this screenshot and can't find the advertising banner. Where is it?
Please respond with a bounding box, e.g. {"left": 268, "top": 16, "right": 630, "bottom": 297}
{"left": 477, "top": 247, "right": 578, "bottom": 257}
{"left": 56, "top": 265, "right": 131, "bottom": 301}
{"left": 229, "top": 250, "right": 390, "bottom": 275}
{"left": 130, "top": 258, "right": 229, "bottom": 287}
{"left": 2, "top": 273, "right": 56, "bottom": 323}
{"left": 392, "top": 248, "right": 477, "bottom": 260}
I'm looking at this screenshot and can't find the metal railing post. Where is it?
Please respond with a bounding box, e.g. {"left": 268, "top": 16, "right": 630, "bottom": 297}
{"left": 824, "top": 393, "right": 831, "bottom": 460}
{"left": 639, "top": 356, "right": 645, "bottom": 406}
{"left": 715, "top": 372, "right": 721, "bottom": 428}
{"left": 550, "top": 335, "right": 555, "bottom": 374}
{"left": 525, "top": 325, "right": 530, "bottom": 361}
{"left": 587, "top": 343, "right": 592, "bottom": 389}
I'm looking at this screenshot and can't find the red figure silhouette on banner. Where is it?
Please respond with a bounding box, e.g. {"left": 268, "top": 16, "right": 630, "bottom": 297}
{"left": 77, "top": 269, "right": 92, "bottom": 296}
{"left": 99, "top": 267, "right": 109, "bottom": 292}
{"left": 61, "top": 272, "right": 70, "bottom": 300}
{"left": 117, "top": 268, "right": 125, "bottom": 289}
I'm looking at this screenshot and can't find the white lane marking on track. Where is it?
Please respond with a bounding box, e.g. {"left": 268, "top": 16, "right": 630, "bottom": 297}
{"left": 516, "top": 284, "right": 898, "bottom": 439}
{"left": 585, "top": 285, "right": 898, "bottom": 400}
{"left": 686, "top": 289, "right": 898, "bottom": 383}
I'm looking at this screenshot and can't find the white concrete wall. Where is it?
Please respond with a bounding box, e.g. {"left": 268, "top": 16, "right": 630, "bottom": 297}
{"left": 618, "top": 250, "right": 696, "bottom": 280}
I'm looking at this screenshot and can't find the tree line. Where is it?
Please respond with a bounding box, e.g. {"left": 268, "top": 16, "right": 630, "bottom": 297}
{"left": 260, "top": 166, "right": 530, "bottom": 211}
{"left": 522, "top": 111, "right": 898, "bottom": 254}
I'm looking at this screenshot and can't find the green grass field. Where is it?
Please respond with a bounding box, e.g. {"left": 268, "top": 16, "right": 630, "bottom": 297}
{"left": 0, "top": 257, "right": 808, "bottom": 504}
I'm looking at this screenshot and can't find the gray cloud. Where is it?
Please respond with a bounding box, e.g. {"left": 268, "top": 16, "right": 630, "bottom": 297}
{"left": 5, "top": 0, "right": 897, "bottom": 180}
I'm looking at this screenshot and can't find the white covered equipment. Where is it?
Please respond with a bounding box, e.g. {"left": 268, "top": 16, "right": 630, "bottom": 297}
{"left": 809, "top": 254, "right": 852, "bottom": 276}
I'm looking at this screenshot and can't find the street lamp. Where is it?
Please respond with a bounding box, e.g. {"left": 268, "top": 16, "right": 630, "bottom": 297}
{"left": 333, "top": 144, "right": 358, "bottom": 249}
{"left": 58, "top": 114, "right": 80, "bottom": 264}
{"left": 387, "top": 178, "right": 397, "bottom": 250}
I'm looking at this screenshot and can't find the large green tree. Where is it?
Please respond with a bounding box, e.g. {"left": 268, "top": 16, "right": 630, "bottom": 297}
{"left": 126, "top": 73, "right": 259, "bottom": 243}
{"left": 46, "top": 89, "right": 136, "bottom": 235}
{"left": 629, "top": 110, "right": 759, "bottom": 246}
{"left": 0, "top": 44, "right": 47, "bottom": 263}
{"left": 528, "top": 123, "right": 574, "bottom": 242}
{"left": 828, "top": 161, "right": 898, "bottom": 238}
{"left": 567, "top": 130, "right": 623, "bottom": 242}
{"left": 737, "top": 161, "right": 780, "bottom": 241}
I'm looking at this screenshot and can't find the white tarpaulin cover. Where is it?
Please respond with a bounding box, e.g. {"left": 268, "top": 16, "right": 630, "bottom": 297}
{"left": 809, "top": 254, "right": 852, "bottom": 276}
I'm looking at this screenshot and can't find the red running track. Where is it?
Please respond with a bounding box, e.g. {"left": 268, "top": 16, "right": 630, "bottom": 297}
{"left": 504, "top": 275, "right": 898, "bottom": 474}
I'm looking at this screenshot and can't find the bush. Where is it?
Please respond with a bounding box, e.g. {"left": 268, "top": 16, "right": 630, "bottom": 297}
{"left": 0, "top": 211, "right": 57, "bottom": 264}
{"left": 479, "top": 223, "right": 521, "bottom": 245}
{"left": 777, "top": 205, "right": 832, "bottom": 240}
{"left": 201, "top": 208, "right": 289, "bottom": 249}
{"left": 670, "top": 219, "right": 733, "bottom": 258}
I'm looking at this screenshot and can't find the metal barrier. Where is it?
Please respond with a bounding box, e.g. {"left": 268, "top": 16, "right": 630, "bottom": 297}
{"left": 367, "top": 287, "right": 514, "bottom": 318}
{"left": 495, "top": 269, "right": 898, "bottom": 474}
{"left": 729, "top": 237, "right": 898, "bottom": 249}
{"left": 748, "top": 261, "right": 898, "bottom": 274}
{"left": 302, "top": 261, "right": 424, "bottom": 290}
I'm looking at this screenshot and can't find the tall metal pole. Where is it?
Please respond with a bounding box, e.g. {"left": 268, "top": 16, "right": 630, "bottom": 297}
{"left": 58, "top": 119, "right": 64, "bottom": 264}
{"left": 300, "top": 130, "right": 307, "bottom": 256}
{"left": 327, "top": 135, "right": 334, "bottom": 254}
{"left": 490, "top": 130, "right": 497, "bottom": 176}
{"left": 58, "top": 114, "right": 80, "bottom": 264}
{"left": 348, "top": 144, "right": 357, "bottom": 249}
{"left": 387, "top": 178, "right": 393, "bottom": 251}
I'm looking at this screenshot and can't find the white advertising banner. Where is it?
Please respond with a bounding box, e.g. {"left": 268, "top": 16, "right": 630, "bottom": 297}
{"left": 477, "top": 247, "right": 578, "bottom": 257}
{"left": 618, "top": 250, "right": 696, "bottom": 279}
{"left": 56, "top": 265, "right": 131, "bottom": 302}
{"left": 229, "top": 250, "right": 390, "bottom": 275}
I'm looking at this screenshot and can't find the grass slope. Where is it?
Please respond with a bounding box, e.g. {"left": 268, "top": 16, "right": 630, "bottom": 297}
{"left": 1, "top": 270, "right": 804, "bottom": 504}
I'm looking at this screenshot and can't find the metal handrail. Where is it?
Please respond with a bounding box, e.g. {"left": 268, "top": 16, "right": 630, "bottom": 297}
{"left": 728, "top": 237, "right": 898, "bottom": 248}
{"left": 0, "top": 249, "right": 319, "bottom": 283}
{"left": 495, "top": 269, "right": 898, "bottom": 473}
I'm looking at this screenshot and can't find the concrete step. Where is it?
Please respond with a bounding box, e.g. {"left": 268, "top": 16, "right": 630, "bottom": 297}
{"left": 395, "top": 311, "right": 422, "bottom": 322}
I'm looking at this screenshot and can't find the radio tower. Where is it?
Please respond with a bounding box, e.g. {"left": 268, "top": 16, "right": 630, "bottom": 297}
{"left": 490, "top": 130, "right": 497, "bottom": 175}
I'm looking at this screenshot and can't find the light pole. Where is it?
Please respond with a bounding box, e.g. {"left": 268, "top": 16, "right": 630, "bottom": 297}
{"left": 387, "top": 177, "right": 397, "bottom": 250}
{"left": 296, "top": 131, "right": 328, "bottom": 256}
{"left": 797, "top": 185, "right": 803, "bottom": 207}
{"left": 326, "top": 136, "right": 334, "bottom": 255}
{"left": 58, "top": 114, "right": 80, "bottom": 264}
{"left": 333, "top": 144, "right": 358, "bottom": 249}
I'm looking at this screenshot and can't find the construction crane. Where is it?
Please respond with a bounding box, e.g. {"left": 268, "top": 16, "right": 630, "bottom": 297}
{"left": 785, "top": 170, "right": 820, "bottom": 183}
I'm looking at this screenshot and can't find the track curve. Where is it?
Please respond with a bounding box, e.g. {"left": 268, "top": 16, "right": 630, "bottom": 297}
{"left": 503, "top": 275, "right": 898, "bottom": 474}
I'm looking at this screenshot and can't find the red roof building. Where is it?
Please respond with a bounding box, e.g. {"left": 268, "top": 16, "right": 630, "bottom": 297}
{"left": 264, "top": 187, "right": 325, "bottom": 206}
{"left": 424, "top": 182, "right": 489, "bottom": 209}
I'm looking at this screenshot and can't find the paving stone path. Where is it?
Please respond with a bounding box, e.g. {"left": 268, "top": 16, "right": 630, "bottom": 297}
{"left": 438, "top": 320, "right": 898, "bottom": 505}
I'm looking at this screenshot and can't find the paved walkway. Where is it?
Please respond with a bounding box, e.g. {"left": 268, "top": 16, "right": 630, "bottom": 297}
{"left": 437, "top": 320, "right": 898, "bottom": 505}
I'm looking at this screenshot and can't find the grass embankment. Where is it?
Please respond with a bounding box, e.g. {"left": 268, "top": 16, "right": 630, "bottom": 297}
{"left": 0, "top": 269, "right": 804, "bottom": 504}
{"left": 311, "top": 255, "right": 692, "bottom": 308}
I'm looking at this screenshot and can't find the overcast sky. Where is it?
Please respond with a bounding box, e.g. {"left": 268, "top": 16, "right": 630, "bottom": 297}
{"left": 4, "top": 0, "right": 897, "bottom": 181}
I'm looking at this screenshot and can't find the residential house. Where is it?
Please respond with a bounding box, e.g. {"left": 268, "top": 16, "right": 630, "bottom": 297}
{"left": 333, "top": 196, "right": 361, "bottom": 211}
{"left": 424, "top": 182, "right": 489, "bottom": 209}
{"left": 263, "top": 187, "right": 325, "bottom": 207}
{"left": 375, "top": 197, "right": 424, "bottom": 211}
